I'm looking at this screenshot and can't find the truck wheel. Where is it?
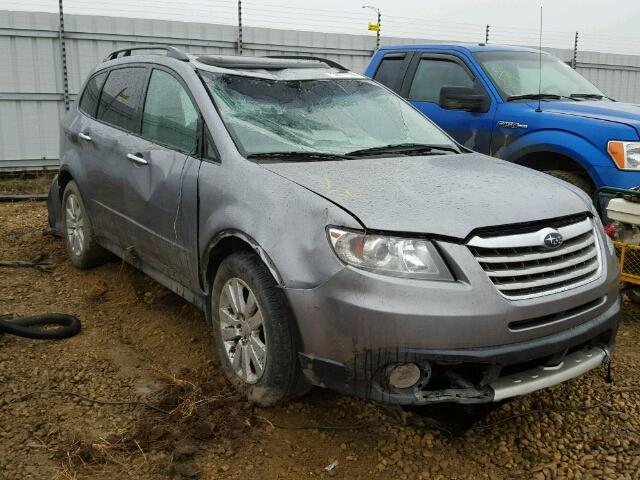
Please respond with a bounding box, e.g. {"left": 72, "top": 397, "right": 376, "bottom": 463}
{"left": 544, "top": 170, "right": 593, "bottom": 195}
{"left": 625, "top": 286, "right": 640, "bottom": 305}
{"left": 210, "top": 252, "right": 305, "bottom": 406}
{"left": 62, "top": 181, "right": 109, "bottom": 269}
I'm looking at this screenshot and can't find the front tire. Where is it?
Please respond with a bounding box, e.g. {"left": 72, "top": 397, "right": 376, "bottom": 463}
{"left": 62, "top": 181, "right": 108, "bottom": 269}
{"left": 544, "top": 170, "right": 593, "bottom": 195}
{"left": 211, "top": 252, "right": 302, "bottom": 406}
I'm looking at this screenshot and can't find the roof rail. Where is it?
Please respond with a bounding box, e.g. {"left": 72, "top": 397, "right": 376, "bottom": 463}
{"left": 265, "top": 55, "right": 349, "bottom": 71}
{"left": 103, "top": 45, "right": 189, "bottom": 62}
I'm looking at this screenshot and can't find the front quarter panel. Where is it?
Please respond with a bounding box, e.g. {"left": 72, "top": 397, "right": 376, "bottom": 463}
{"left": 198, "top": 157, "right": 360, "bottom": 291}
{"left": 492, "top": 104, "right": 640, "bottom": 187}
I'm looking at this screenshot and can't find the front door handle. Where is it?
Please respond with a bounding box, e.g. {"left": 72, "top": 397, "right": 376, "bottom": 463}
{"left": 126, "top": 153, "right": 148, "bottom": 166}
{"left": 78, "top": 132, "right": 92, "bottom": 141}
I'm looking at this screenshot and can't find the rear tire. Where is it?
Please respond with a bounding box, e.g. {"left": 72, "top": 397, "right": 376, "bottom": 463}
{"left": 211, "top": 252, "right": 305, "bottom": 406}
{"left": 62, "top": 181, "right": 109, "bottom": 269}
{"left": 544, "top": 170, "right": 593, "bottom": 195}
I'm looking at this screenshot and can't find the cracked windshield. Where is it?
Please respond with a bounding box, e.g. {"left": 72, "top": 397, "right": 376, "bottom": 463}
{"left": 200, "top": 73, "right": 455, "bottom": 156}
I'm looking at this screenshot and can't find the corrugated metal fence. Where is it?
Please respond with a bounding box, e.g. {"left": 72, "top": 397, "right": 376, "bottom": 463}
{"left": 2, "top": 10, "right": 640, "bottom": 171}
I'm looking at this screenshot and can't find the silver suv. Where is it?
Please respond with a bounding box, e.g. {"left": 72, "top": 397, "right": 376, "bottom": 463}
{"left": 48, "top": 46, "right": 620, "bottom": 406}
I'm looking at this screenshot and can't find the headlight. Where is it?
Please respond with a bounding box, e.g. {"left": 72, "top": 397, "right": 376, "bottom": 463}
{"left": 327, "top": 227, "right": 453, "bottom": 280}
{"left": 607, "top": 141, "right": 640, "bottom": 170}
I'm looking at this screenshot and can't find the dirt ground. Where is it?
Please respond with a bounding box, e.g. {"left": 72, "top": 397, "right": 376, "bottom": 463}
{"left": 1, "top": 198, "right": 640, "bottom": 480}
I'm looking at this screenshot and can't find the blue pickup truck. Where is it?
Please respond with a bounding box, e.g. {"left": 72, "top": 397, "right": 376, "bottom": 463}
{"left": 364, "top": 44, "right": 640, "bottom": 193}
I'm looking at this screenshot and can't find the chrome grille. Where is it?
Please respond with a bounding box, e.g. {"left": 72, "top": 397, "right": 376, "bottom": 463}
{"left": 468, "top": 218, "right": 602, "bottom": 300}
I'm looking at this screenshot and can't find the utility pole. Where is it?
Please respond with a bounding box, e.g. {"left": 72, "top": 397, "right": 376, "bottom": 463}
{"left": 237, "top": 0, "right": 243, "bottom": 55}
{"left": 58, "top": 0, "right": 70, "bottom": 110}
{"left": 362, "top": 5, "right": 381, "bottom": 51}
{"left": 572, "top": 31, "right": 579, "bottom": 69}
{"left": 485, "top": 24, "right": 490, "bottom": 44}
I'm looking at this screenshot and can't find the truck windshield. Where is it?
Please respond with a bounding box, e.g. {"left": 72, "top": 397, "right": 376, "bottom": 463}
{"left": 199, "top": 72, "right": 456, "bottom": 157}
{"left": 474, "top": 51, "right": 606, "bottom": 101}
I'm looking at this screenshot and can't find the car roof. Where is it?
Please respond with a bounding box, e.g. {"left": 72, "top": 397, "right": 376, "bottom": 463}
{"left": 99, "top": 45, "right": 363, "bottom": 81}
{"left": 191, "top": 54, "right": 363, "bottom": 80}
{"left": 378, "top": 43, "right": 541, "bottom": 54}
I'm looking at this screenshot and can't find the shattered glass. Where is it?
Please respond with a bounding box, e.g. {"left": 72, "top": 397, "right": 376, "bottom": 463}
{"left": 200, "top": 72, "right": 454, "bottom": 157}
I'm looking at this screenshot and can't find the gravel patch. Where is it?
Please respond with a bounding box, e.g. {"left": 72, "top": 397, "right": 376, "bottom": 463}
{"left": 1, "top": 201, "right": 639, "bottom": 480}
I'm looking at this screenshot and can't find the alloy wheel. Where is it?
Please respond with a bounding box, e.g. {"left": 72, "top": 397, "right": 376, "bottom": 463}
{"left": 65, "top": 193, "right": 85, "bottom": 257}
{"left": 218, "top": 278, "right": 267, "bottom": 384}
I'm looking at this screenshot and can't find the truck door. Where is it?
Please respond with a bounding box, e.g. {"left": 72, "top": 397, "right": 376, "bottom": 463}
{"left": 402, "top": 53, "right": 496, "bottom": 154}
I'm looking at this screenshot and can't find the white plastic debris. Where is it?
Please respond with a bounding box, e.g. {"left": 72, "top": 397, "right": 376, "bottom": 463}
{"left": 324, "top": 460, "right": 339, "bottom": 471}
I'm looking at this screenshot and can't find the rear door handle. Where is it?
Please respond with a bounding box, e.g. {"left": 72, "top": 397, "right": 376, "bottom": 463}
{"left": 78, "top": 132, "right": 92, "bottom": 141}
{"left": 126, "top": 153, "right": 148, "bottom": 166}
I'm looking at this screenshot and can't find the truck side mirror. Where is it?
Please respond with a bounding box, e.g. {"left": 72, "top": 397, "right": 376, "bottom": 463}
{"left": 439, "top": 86, "right": 489, "bottom": 112}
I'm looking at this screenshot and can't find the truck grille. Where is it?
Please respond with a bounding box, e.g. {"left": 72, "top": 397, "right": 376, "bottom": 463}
{"left": 468, "top": 217, "right": 602, "bottom": 300}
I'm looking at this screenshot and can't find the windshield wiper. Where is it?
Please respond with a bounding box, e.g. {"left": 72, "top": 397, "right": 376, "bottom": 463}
{"left": 570, "top": 93, "right": 606, "bottom": 100}
{"left": 506, "top": 93, "right": 577, "bottom": 102}
{"left": 247, "top": 151, "right": 350, "bottom": 161}
{"left": 346, "top": 143, "right": 460, "bottom": 157}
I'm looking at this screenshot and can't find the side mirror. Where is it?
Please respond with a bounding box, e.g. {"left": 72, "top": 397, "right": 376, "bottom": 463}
{"left": 439, "top": 86, "right": 489, "bottom": 112}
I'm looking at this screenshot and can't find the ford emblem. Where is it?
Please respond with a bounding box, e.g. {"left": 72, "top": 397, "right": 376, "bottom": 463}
{"left": 543, "top": 231, "right": 563, "bottom": 249}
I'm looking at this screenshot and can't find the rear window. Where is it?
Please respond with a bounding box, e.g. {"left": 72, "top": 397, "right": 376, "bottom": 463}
{"left": 97, "top": 67, "right": 147, "bottom": 133}
{"left": 78, "top": 71, "right": 107, "bottom": 118}
{"left": 373, "top": 55, "right": 406, "bottom": 91}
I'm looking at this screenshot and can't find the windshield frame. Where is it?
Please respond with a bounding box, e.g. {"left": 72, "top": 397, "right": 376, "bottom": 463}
{"left": 472, "top": 50, "right": 605, "bottom": 102}
{"left": 197, "top": 70, "right": 461, "bottom": 160}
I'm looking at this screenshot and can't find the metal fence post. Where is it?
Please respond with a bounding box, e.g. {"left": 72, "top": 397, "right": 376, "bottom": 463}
{"left": 237, "top": 0, "right": 243, "bottom": 55}
{"left": 572, "top": 31, "right": 579, "bottom": 68}
{"left": 58, "top": 0, "right": 70, "bottom": 110}
{"left": 376, "top": 10, "right": 381, "bottom": 50}
{"left": 485, "top": 24, "right": 490, "bottom": 44}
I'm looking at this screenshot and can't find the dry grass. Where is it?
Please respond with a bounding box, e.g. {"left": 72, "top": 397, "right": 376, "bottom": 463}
{"left": 52, "top": 367, "right": 249, "bottom": 478}
{"left": 0, "top": 172, "right": 56, "bottom": 195}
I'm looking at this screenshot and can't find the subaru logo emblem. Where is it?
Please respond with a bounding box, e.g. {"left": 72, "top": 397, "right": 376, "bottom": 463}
{"left": 543, "top": 231, "right": 563, "bottom": 249}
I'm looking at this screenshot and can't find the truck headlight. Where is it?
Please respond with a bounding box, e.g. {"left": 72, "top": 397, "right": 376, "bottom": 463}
{"left": 607, "top": 141, "right": 640, "bottom": 170}
{"left": 327, "top": 227, "right": 453, "bottom": 280}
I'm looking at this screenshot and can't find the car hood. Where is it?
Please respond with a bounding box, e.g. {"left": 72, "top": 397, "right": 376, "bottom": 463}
{"left": 540, "top": 100, "right": 640, "bottom": 135}
{"left": 262, "top": 153, "right": 590, "bottom": 239}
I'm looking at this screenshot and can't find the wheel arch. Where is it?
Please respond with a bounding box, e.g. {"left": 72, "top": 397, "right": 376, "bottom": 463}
{"left": 511, "top": 150, "right": 596, "bottom": 191}
{"left": 201, "top": 230, "right": 284, "bottom": 295}
{"left": 56, "top": 168, "right": 75, "bottom": 201}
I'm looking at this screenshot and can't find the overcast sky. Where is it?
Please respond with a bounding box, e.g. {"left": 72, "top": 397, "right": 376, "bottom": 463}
{"left": 7, "top": 0, "right": 640, "bottom": 54}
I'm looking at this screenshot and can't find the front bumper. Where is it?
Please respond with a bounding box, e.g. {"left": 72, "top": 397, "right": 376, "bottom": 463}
{"left": 490, "top": 345, "right": 608, "bottom": 402}
{"left": 287, "top": 239, "right": 620, "bottom": 405}
{"left": 297, "top": 298, "right": 617, "bottom": 404}
{"left": 593, "top": 164, "right": 640, "bottom": 190}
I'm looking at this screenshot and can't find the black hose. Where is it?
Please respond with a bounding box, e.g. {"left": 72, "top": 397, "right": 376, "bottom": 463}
{"left": 0, "top": 194, "right": 48, "bottom": 203}
{"left": 0, "top": 314, "right": 81, "bottom": 340}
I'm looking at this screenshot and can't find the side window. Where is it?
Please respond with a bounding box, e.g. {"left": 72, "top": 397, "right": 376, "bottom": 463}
{"left": 79, "top": 71, "right": 107, "bottom": 117}
{"left": 408, "top": 59, "right": 475, "bottom": 103}
{"left": 142, "top": 69, "right": 199, "bottom": 153}
{"left": 373, "top": 54, "right": 406, "bottom": 92}
{"left": 97, "top": 67, "right": 147, "bottom": 132}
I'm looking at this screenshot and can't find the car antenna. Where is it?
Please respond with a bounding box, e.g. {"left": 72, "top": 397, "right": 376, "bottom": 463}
{"left": 536, "top": 5, "right": 543, "bottom": 113}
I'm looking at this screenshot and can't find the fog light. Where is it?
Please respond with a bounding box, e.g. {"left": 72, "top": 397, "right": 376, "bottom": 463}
{"left": 388, "top": 363, "right": 421, "bottom": 389}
